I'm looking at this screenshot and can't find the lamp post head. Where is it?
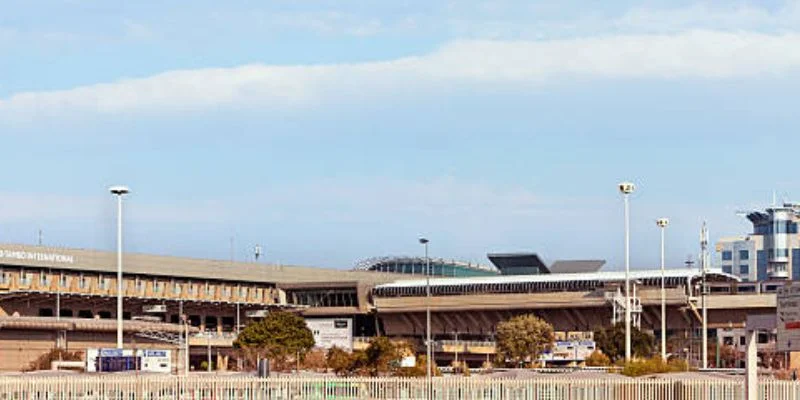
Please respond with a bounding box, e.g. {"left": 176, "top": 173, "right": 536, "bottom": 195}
{"left": 618, "top": 182, "right": 635, "bottom": 195}
{"left": 656, "top": 218, "right": 670, "bottom": 228}
{"left": 418, "top": 237, "right": 429, "bottom": 245}
{"left": 109, "top": 186, "right": 130, "bottom": 196}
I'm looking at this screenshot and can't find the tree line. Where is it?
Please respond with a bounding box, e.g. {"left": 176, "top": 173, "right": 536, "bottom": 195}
{"left": 233, "top": 311, "right": 705, "bottom": 376}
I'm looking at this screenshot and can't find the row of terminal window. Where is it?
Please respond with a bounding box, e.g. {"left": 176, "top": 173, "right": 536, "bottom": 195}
{"left": 39, "top": 308, "right": 129, "bottom": 319}
{"left": 1, "top": 269, "right": 262, "bottom": 298}
{"left": 38, "top": 308, "right": 237, "bottom": 330}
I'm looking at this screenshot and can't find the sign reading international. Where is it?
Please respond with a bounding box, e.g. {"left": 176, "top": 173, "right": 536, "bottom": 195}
{"left": 0, "top": 249, "right": 74, "bottom": 264}
{"left": 777, "top": 283, "right": 800, "bottom": 351}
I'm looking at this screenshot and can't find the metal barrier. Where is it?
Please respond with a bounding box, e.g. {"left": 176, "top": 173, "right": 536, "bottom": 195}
{"left": 0, "top": 375, "right": 797, "bottom": 399}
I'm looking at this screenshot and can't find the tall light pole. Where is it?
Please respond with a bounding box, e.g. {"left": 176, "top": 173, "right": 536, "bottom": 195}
{"left": 110, "top": 185, "right": 130, "bottom": 349}
{"left": 418, "top": 237, "right": 432, "bottom": 389}
{"left": 700, "top": 222, "right": 709, "bottom": 369}
{"left": 656, "top": 218, "right": 669, "bottom": 361}
{"left": 618, "top": 182, "right": 635, "bottom": 362}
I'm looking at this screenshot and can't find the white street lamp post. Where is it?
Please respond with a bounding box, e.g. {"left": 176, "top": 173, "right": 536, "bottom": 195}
{"left": 656, "top": 218, "right": 669, "bottom": 361}
{"left": 618, "top": 182, "right": 635, "bottom": 362}
{"left": 701, "top": 222, "right": 709, "bottom": 369}
{"left": 419, "top": 237, "right": 432, "bottom": 395}
{"left": 109, "top": 185, "right": 130, "bottom": 350}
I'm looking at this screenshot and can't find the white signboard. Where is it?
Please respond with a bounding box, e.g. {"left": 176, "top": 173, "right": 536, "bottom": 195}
{"left": 0, "top": 249, "right": 74, "bottom": 264}
{"left": 305, "top": 318, "right": 353, "bottom": 351}
{"left": 86, "top": 349, "right": 172, "bottom": 373}
{"left": 777, "top": 283, "right": 800, "bottom": 351}
{"left": 540, "top": 340, "right": 597, "bottom": 362}
{"left": 400, "top": 356, "right": 416, "bottom": 368}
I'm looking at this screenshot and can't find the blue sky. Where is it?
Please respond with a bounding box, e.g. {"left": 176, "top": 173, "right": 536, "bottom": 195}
{"left": 2, "top": 1, "right": 800, "bottom": 270}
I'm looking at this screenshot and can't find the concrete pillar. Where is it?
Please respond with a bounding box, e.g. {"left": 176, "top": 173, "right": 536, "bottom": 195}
{"left": 175, "top": 345, "right": 186, "bottom": 375}
{"left": 744, "top": 329, "right": 757, "bottom": 400}
{"left": 217, "top": 354, "right": 229, "bottom": 371}
{"left": 790, "top": 351, "right": 800, "bottom": 372}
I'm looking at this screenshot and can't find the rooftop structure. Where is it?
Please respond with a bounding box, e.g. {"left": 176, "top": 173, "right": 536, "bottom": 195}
{"left": 356, "top": 253, "right": 607, "bottom": 277}
{"left": 486, "top": 253, "right": 549, "bottom": 275}
{"left": 372, "top": 268, "right": 737, "bottom": 297}
{"left": 486, "top": 253, "right": 605, "bottom": 275}
{"left": 353, "top": 256, "right": 498, "bottom": 277}
{"left": 549, "top": 260, "right": 606, "bottom": 274}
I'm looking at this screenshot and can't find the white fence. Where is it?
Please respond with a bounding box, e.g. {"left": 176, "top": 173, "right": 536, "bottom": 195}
{"left": 0, "top": 376, "right": 798, "bottom": 399}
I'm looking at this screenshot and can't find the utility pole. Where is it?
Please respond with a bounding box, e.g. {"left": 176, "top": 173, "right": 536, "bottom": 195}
{"left": 207, "top": 331, "right": 212, "bottom": 372}
{"left": 55, "top": 269, "right": 61, "bottom": 321}
{"left": 701, "top": 222, "right": 709, "bottom": 369}
{"left": 419, "top": 237, "right": 432, "bottom": 399}
{"left": 618, "top": 182, "right": 635, "bottom": 362}
{"left": 657, "top": 218, "right": 669, "bottom": 361}
{"left": 109, "top": 185, "right": 130, "bottom": 350}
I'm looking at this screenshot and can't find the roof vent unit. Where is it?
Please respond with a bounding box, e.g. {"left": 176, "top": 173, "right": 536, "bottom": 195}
{"left": 142, "top": 304, "right": 167, "bottom": 313}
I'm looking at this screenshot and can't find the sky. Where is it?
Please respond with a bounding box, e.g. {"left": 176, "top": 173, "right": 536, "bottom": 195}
{"left": 2, "top": 1, "right": 800, "bottom": 270}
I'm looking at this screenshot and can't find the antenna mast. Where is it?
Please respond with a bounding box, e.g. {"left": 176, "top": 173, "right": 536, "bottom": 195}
{"left": 254, "top": 244, "right": 262, "bottom": 261}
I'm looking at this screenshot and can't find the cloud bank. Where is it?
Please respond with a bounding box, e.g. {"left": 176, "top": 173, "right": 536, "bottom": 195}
{"left": 2, "top": 30, "right": 800, "bottom": 120}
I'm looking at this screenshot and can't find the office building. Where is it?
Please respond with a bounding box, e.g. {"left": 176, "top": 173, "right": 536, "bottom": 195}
{"left": 716, "top": 203, "right": 800, "bottom": 280}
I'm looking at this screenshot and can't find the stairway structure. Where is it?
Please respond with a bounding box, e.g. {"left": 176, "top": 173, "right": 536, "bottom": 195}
{"left": 608, "top": 284, "right": 642, "bottom": 329}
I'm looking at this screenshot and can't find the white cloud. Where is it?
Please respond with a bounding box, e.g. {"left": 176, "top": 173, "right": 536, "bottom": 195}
{"left": 3, "top": 30, "right": 800, "bottom": 121}
{"left": 615, "top": 2, "right": 800, "bottom": 33}
{"left": 0, "top": 192, "right": 228, "bottom": 224}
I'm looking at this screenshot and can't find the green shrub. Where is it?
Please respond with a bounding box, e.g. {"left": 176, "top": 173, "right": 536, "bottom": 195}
{"left": 585, "top": 350, "right": 611, "bottom": 367}
{"left": 620, "top": 357, "right": 687, "bottom": 377}
{"left": 667, "top": 357, "right": 689, "bottom": 372}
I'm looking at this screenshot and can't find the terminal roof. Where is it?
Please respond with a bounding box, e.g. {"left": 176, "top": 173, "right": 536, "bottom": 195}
{"left": 375, "top": 268, "right": 739, "bottom": 289}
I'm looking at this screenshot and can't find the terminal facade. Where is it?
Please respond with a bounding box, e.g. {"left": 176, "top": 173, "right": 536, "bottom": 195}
{"left": 0, "top": 242, "right": 781, "bottom": 372}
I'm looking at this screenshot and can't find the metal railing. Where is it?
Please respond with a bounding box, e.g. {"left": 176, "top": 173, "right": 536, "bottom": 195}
{"left": 0, "top": 375, "right": 798, "bottom": 399}
{"left": 439, "top": 340, "right": 496, "bottom": 347}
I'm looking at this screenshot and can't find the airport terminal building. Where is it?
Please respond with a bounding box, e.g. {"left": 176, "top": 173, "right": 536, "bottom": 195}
{"left": 0, "top": 243, "right": 776, "bottom": 372}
